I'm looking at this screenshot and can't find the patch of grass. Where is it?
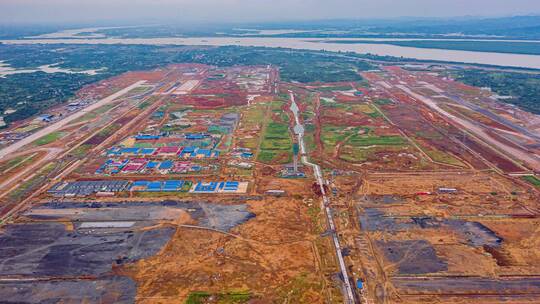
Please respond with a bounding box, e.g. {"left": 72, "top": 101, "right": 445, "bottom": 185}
{"left": 347, "top": 135, "right": 405, "bottom": 147}
{"left": 339, "top": 146, "right": 372, "bottom": 162}
{"left": 353, "top": 103, "right": 374, "bottom": 113}
{"left": 340, "top": 145, "right": 406, "bottom": 163}
{"left": 185, "top": 291, "right": 251, "bottom": 304}
{"left": 320, "top": 99, "right": 350, "bottom": 109}
{"left": 353, "top": 103, "right": 382, "bottom": 118}
{"left": 270, "top": 100, "right": 285, "bottom": 111}
{"left": 97, "top": 123, "right": 120, "bottom": 137}
{"left": 160, "top": 124, "right": 190, "bottom": 132}
{"left": 138, "top": 96, "right": 159, "bottom": 110}
{"left": 8, "top": 162, "right": 56, "bottom": 202}
{"left": 257, "top": 150, "right": 278, "bottom": 163}
{"left": 276, "top": 273, "right": 323, "bottom": 303}
{"left": 320, "top": 125, "right": 358, "bottom": 154}
{"left": 307, "top": 205, "right": 323, "bottom": 233}
{"left": 186, "top": 291, "right": 211, "bottom": 304}
{"left": 375, "top": 98, "right": 393, "bottom": 105}
{"left": 522, "top": 175, "right": 540, "bottom": 188}
{"left": 316, "top": 85, "right": 353, "bottom": 92}
{"left": 321, "top": 126, "right": 354, "bottom": 144}
{"left": 70, "top": 144, "right": 92, "bottom": 158}
{"left": 0, "top": 155, "right": 26, "bottom": 172}
{"left": 265, "top": 122, "right": 289, "bottom": 137}
{"left": 73, "top": 103, "right": 117, "bottom": 123}
{"left": 33, "top": 131, "right": 65, "bottom": 146}
{"left": 424, "top": 149, "right": 465, "bottom": 167}
{"left": 258, "top": 121, "right": 292, "bottom": 164}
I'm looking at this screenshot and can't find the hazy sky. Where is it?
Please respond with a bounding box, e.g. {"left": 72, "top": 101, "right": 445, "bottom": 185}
{"left": 1, "top": 0, "right": 540, "bottom": 24}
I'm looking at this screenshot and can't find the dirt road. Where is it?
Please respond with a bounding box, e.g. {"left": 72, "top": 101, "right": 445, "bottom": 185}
{"left": 289, "top": 91, "right": 357, "bottom": 303}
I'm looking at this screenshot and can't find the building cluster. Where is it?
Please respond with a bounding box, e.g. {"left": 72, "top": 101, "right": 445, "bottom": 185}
{"left": 107, "top": 144, "right": 220, "bottom": 159}
{"left": 48, "top": 179, "right": 248, "bottom": 197}
{"left": 96, "top": 159, "right": 205, "bottom": 175}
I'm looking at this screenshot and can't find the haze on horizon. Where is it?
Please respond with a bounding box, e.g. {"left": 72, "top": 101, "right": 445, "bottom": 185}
{"left": 1, "top": 0, "right": 540, "bottom": 25}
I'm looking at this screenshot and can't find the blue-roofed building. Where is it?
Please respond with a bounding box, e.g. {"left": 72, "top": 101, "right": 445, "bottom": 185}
{"left": 133, "top": 180, "right": 150, "bottom": 187}
{"left": 139, "top": 148, "right": 157, "bottom": 155}
{"left": 222, "top": 181, "right": 239, "bottom": 192}
{"left": 179, "top": 146, "right": 196, "bottom": 158}
{"left": 195, "top": 149, "right": 212, "bottom": 158}
{"left": 146, "top": 161, "right": 159, "bottom": 169}
{"left": 193, "top": 181, "right": 219, "bottom": 193}
{"left": 95, "top": 165, "right": 105, "bottom": 174}
{"left": 130, "top": 180, "right": 149, "bottom": 191}
{"left": 147, "top": 181, "right": 162, "bottom": 191}
{"left": 185, "top": 133, "right": 206, "bottom": 140}
{"left": 135, "top": 134, "right": 160, "bottom": 140}
{"left": 241, "top": 152, "right": 253, "bottom": 159}
{"left": 163, "top": 180, "right": 184, "bottom": 191}
{"left": 159, "top": 160, "right": 174, "bottom": 170}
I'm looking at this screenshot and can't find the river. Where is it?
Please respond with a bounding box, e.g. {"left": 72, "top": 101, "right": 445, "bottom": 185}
{"left": 2, "top": 37, "right": 540, "bottom": 69}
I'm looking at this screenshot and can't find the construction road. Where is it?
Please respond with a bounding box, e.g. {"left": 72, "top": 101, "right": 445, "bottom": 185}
{"left": 289, "top": 91, "right": 357, "bottom": 303}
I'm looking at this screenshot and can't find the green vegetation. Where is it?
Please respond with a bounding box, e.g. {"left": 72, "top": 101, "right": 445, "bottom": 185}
{"left": 316, "top": 85, "right": 353, "bottom": 92}
{"left": 73, "top": 103, "right": 117, "bottom": 123}
{"left": 69, "top": 144, "right": 92, "bottom": 158}
{"left": 208, "top": 125, "right": 229, "bottom": 134}
{"left": 258, "top": 119, "right": 293, "bottom": 164}
{"left": 353, "top": 103, "right": 381, "bottom": 118}
{"left": 321, "top": 124, "right": 408, "bottom": 162}
{"left": 452, "top": 70, "right": 540, "bottom": 114}
{"left": 522, "top": 175, "right": 540, "bottom": 188}
{"left": 276, "top": 273, "right": 323, "bottom": 303}
{"left": 322, "top": 126, "right": 397, "bottom": 147}
{"left": 0, "top": 153, "right": 39, "bottom": 174}
{"left": 347, "top": 134, "right": 405, "bottom": 147}
{"left": 8, "top": 162, "right": 57, "bottom": 202}
{"left": 303, "top": 123, "right": 317, "bottom": 152}
{"left": 0, "top": 72, "right": 101, "bottom": 125}
{"left": 321, "top": 125, "right": 356, "bottom": 146}
{"left": 138, "top": 100, "right": 152, "bottom": 110}
{"left": 33, "top": 131, "right": 64, "bottom": 146}
{"left": 307, "top": 205, "right": 323, "bottom": 233}
{"left": 260, "top": 123, "right": 292, "bottom": 149}
{"left": 0, "top": 155, "right": 26, "bottom": 172}
{"left": 185, "top": 291, "right": 251, "bottom": 304}
{"left": 0, "top": 44, "right": 375, "bottom": 127}
{"left": 375, "top": 98, "right": 393, "bottom": 105}
{"left": 238, "top": 104, "right": 265, "bottom": 150}
{"left": 424, "top": 148, "right": 465, "bottom": 167}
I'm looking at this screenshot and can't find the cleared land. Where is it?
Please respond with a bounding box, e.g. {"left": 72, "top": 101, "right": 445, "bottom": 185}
{"left": 0, "top": 58, "right": 539, "bottom": 304}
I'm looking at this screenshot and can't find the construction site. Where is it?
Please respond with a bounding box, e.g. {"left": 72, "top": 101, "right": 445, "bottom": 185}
{"left": 0, "top": 60, "right": 539, "bottom": 303}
